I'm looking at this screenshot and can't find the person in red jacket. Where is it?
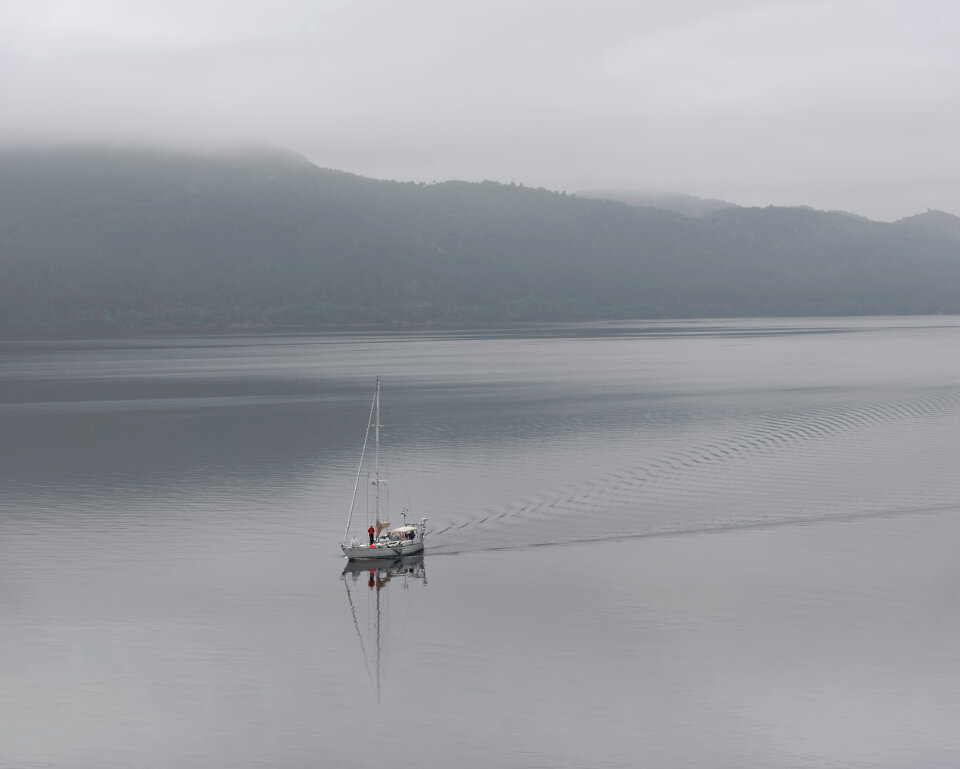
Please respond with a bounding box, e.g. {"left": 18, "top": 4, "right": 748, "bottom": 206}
{"left": 367, "top": 525, "right": 376, "bottom": 545}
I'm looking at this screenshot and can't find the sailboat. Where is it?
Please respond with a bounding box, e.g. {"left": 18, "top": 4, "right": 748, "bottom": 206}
{"left": 341, "top": 378, "right": 427, "bottom": 560}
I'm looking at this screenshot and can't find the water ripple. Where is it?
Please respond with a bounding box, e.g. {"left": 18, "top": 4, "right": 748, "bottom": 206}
{"left": 430, "top": 387, "right": 960, "bottom": 551}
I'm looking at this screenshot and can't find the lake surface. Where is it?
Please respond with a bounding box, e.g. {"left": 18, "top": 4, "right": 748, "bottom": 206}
{"left": 2, "top": 317, "right": 960, "bottom": 768}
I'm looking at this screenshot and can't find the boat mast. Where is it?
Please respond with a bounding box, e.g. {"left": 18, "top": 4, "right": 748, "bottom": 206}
{"left": 374, "top": 377, "right": 381, "bottom": 526}
{"left": 342, "top": 381, "right": 378, "bottom": 546}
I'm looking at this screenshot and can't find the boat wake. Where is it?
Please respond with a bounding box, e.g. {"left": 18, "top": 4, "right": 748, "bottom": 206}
{"left": 428, "top": 387, "right": 960, "bottom": 554}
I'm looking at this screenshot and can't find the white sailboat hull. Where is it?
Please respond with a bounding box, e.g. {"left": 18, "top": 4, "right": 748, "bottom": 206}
{"left": 342, "top": 539, "right": 424, "bottom": 560}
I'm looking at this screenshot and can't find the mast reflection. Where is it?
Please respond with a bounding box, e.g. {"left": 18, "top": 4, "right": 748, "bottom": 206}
{"left": 341, "top": 556, "right": 427, "bottom": 702}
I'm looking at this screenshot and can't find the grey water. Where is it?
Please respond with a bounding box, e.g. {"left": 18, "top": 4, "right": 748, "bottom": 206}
{"left": 2, "top": 317, "right": 960, "bottom": 768}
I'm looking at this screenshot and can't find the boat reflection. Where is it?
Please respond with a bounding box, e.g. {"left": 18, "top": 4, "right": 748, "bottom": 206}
{"left": 341, "top": 555, "right": 427, "bottom": 702}
{"left": 341, "top": 554, "right": 426, "bottom": 583}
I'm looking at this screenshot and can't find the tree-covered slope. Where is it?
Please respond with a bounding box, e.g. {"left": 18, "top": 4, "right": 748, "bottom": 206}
{"left": 1, "top": 145, "right": 959, "bottom": 329}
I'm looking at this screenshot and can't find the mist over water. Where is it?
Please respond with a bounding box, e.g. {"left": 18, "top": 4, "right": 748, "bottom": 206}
{"left": 2, "top": 317, "right": 960, "bottom": 767}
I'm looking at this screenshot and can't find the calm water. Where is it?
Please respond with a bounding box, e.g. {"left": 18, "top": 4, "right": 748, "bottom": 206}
{"left": 2, "top": 318, "right": 960, "bottom": 768}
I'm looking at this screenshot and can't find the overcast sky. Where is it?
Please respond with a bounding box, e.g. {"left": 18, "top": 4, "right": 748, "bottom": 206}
{"left": 1, "top": 0, "right": 957, "bottom": 220}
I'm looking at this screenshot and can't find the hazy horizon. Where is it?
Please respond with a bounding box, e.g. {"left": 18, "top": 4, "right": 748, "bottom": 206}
{"left": 1, "top": 0, "right": 958, "bottom": 221}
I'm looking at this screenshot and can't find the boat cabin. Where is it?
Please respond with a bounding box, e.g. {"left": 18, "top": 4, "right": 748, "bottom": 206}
{"left": 380, "top": 525, "right": 419, "bottom": 542}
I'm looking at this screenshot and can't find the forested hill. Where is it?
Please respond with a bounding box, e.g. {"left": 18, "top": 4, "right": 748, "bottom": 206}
{"left": 2, "top": 145, "right": 960, "bottom": 330}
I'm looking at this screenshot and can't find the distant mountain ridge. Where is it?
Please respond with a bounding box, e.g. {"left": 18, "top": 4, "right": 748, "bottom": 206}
{"left": 578, "top": 190, "right": 738, "bottom": 217}
{"left": 1, "top": 145, "right": 959, "bottom": 330}
{"left": 897, "top": 209, "right": 960, "bottom": 239}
